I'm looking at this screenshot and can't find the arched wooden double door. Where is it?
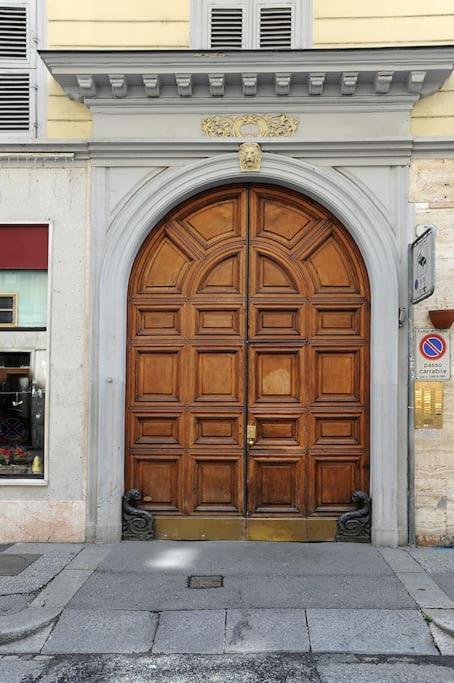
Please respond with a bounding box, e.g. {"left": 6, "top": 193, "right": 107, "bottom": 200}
{"left": 126, "top": 185, "right": 370, "bottom": 540}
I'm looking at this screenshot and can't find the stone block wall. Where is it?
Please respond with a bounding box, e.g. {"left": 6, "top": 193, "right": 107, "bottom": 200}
{"left": 410, "top": 159, "right": 454, "bottom": 546}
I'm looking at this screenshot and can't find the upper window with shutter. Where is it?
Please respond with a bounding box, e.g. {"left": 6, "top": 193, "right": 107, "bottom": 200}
{"left": 0, "top": 0, "right": 36, "bottom": 138}
{"left": 192, "top": 0, "right": 312, "bottom": 50}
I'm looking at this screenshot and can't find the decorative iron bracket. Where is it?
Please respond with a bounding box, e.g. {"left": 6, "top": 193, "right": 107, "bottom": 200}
{"left": 336, "top": 490, "right": 371, "bottom": 543}
{"left": 122, "top": 489, "right": 155, "bottom": 541}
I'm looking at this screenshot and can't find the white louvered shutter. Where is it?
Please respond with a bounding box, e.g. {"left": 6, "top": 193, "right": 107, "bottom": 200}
{"left": 0, "top": 1, "right": 34, "bottom": 136}
{"left": 259, "top": 5, "right": 293, "bottom": 48}
{"left": 210, "top": 6, "right": 244, "bottom": 48}
{"left": 0, "top": 72, "right": 29, "bottom": 130}
{"left": 0, "top": 5, "right": 27, "bottom": 59}
{"left": 192, "top": 0, "right": 307, "bottom": 50}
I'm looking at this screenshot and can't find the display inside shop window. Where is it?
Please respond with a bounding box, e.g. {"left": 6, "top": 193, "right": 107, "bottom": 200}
{"left": 0, "top": 352, "right": 45, "bottom": 478}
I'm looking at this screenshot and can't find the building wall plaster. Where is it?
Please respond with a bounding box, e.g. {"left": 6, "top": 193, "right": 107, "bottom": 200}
{"left": 0, "top": 165, "right": 88, "bottom": 542}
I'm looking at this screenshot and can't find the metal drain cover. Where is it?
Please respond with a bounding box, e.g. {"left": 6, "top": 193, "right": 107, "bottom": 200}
{"left": 0, "top": 554, "right": 41, "bottom": 576}
{"left": 188, "top": 575, "right": 224, "bottom": 589}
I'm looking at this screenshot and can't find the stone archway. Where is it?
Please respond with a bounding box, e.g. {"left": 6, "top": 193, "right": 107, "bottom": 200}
{"left": 93, "top": 153, "right": 401, "bottom": 547}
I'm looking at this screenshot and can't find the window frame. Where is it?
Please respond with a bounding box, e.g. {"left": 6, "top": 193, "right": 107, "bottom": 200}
{"left": 0, "top": 293, "right": 18, "bottom": 328}
{"left": 190, "top": 0, "right": 313, "bottom": 50}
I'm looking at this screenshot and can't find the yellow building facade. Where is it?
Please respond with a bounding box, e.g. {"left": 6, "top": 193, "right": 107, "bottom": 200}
{"left": 47, "top": 0, "right": 454, "bottom": 138}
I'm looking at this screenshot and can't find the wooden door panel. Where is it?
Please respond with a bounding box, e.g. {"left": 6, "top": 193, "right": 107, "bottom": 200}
{"left": 138, "top": 232, "right": 195, "bottom": 294}
{"left": 253, "top": 251, "right": 301, "bottom": 295}
{"left": 190, "top": 411, "right": 243, "bottom": 447}
{"left": 250, "top": 346, "right": 305, "bottom": 405}
{"left": 250, "top": 304, "right": 305, "bottom": 339}
{"left": 250, "top": 187, "right": 327, "bottom": 249}
{"left": 191, "top": 346, "right": 243, "bottom": 404}
{"left": 310, "top": 347, "right": 364, "bottom": 404}
{"left": 192, "top": 305, "right": 243, "bottom": 337}
{"left": 309, "top": 411, "right": 364, "bottom": 449}
{"left": 132, "top": 347, "right": 186, "bottom": 404}
{"left": 304, "top": 236, "right": 360, "bottom": 294}
{"left": 133, "top": 455, "right": 182, "bottom": 512}
{"left": 129, "top": 411, "right": 184, "bottom": 447}
{"left": 249, "top": 457, "right": 303, "bottom": 514}
{"left": 308, "top": 456, "right": 362, "bottom": 515}
{"left": 174, "top": 187, "right": 247, "bottom": 249}
{"left": 310, "top": 303, "right": 365, "bottom": 339}
{"left": 194, "top": 251, "right": 244, "bottom": 295}
{"left": 250, "top": 414, "right": 305, "bottom": 448}
{"left": 131, "top": 304, "right": 184, "bottom": 339}
{"left": 190, "top": 456, "right": 243, "bottom": 513}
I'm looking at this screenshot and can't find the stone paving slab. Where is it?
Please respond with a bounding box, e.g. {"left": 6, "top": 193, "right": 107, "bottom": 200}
{"left": 68, "top": 571, "right": 415, "bottom": 611}
{"left": 432, "top": 574, "right": 454, "bottom": 602}
{"left": 239, "top": 575, "right": 416, "bottom": 609}
{"left": 0, "top": 554, "right": 77, "bottom": 596}
{"left": 42, "top": 609, "right": 158, "bottom": 654}
{"left": 30, "top": 569, "right": 93, "bottom": 608}
{"left": 379, "top": 548, "right": 425, "bottom": 573}
{"left": 0, "top": 554, "right": 41, "bottom": 576}
{"left": 0, "top": 593, "right": 31, "bottom": 614}
{"left": 0, "top": 607, "right": 60, "bottom": 645}
{"left": 4, "top": 544, "right": 84, "bottom": 556}
{"left": 68, "top": 572, "right": 242, "bottom": 611}
{"left": 225, "top": 609, "right": 310, "bottom": 653}
{"left": 429, "top": 622, "right": 454, "bottom": 656}
{"left": 153, "top": 610, "right": 226, "bottom": 654}
{"left": 66, "top": 545, "right": 114, "bottom": 571}
{"left": 306, "top": 609, "right": 438, "bottom": 655}
{"left": 97, "top": 541, "right": 393, "bottom": 577}
{"left": 395, "top": 571, "right": 454, "bottom": 609}
{"left": 408, "top": 548, "right": 454, "bottom": 574}
{"left": 0, "top": 624, "right": 53, "bottom": 654}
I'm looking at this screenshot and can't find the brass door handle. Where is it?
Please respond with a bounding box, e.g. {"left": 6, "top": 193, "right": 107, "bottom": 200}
{"left": 247, "top": 424, "right": 256, "bottom": 446}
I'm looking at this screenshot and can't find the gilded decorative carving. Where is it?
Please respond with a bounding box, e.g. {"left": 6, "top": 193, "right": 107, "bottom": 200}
{"left": 202, "top": 114, "right": 299, "bottom": 138}
{"left": 239, "top": 143, "right": 262, "bottom": 172}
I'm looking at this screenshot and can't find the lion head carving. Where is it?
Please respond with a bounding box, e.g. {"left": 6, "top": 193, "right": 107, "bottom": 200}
{"left": 239, "top": 142, "right": 262, "bottom": 172}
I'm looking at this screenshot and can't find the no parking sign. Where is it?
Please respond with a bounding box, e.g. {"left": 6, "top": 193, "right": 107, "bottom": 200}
{"left": 416, "top": 329, "right": 450, "bottom": 380}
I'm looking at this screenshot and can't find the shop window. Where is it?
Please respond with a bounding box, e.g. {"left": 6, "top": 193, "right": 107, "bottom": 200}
{"left": 0, "top": 224, "right": 48, "bottom": 329}
{"left": 0, "top": 351, "right": 45, "bottom": 479}
{"left": 191, "top": 0, "right": 312, "bottom": 49}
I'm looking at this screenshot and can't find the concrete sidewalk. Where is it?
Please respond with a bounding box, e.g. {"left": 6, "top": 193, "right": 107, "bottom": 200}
{"left": 1, "top": 541, "right": 454, "bottom": 664}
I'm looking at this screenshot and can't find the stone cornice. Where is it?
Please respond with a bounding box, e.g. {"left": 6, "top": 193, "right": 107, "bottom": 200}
{"left": 39, "top": 47, "right": 454, "bottom": 107}
{"left": 1, "top": 137, "right": 454, "bottom": 166}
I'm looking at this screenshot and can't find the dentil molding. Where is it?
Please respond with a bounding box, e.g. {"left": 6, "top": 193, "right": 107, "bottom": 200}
{"left": 39, "top": 47, "right": 454, "bottom": 111}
